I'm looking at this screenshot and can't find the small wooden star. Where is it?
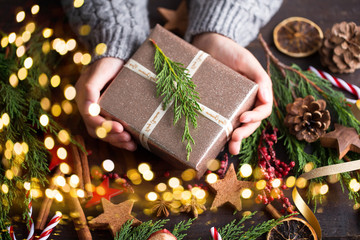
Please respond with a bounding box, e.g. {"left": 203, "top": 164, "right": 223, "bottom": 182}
{"left": 320, "top": 123, "right": 360, "bottom": 159}
{"left": 209, "top": 163, "right": 254, "bottom": 211}
{"left": 157, "top": 0, "right": 188, "bottom": 36}
{"left": 89, "top": 198, "right": 141, "bottom": 236}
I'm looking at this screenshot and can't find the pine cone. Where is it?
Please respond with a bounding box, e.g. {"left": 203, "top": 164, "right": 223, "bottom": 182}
{"left": 284, "top": 95, "right": 331, "bottom": 143}
{"left": 320, "top": 21, "right": 360, "bottom": 73}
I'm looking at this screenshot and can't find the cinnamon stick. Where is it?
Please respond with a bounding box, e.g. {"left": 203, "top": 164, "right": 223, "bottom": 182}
{"left": 265, "top": 203, "right": 282, "bottom": 220}
{"left": 71, "top": 138, "right": 84, "bottom": 190}
{"left": 74, "top": 135, "right": 93, "bottom": 199}
{"left": 66, "top": 193, "right": 93, "bottom": 240}
{"left": 35, "top": 167, "right": 64, "bottom": 230}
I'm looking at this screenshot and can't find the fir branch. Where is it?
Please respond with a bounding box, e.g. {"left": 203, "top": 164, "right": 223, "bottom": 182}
{"left": 171, "top": 218, "right": 195, "bottom": 240}
{"left": 217, "top": 211, "right": 255, "bottom": 239}
{"left": 150, "top": 39, "right": 201, "bottom": 160}
{"left": 115, "top": 219, "right": 169, "bottom": 240}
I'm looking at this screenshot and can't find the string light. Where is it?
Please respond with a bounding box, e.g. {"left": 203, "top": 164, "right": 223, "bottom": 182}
{"left": 88, "top": 103, "right": 100, "bottom": 116}
{"left": 16, "top": 45, "right": 25, "bottom": 57}
{"left": 50, "top": 75, "right": 61, "bottom": 88}
{"left": 181, "top": 190, "right": 192, "bottom": 201}
{"left": 9, "top": 73, "right": 18, "bottom": 88}
{"left": 15, "top": 37, "right": 23, "bottom": 47}
{"left": 24, "top": 182, "right": 31, "bottom": 191}
{"left": 206, "top": 159, "right": 220, "bottom": 171}
{"left": 8, "top": 33, "right": 16, "bottom": 43}
{"left": 18, "top": 67, "right": 28, "bottom": 80}
{"left": 271, "top": 178, "right": 281, "bottom": 188}
{"left": 286, "top": 176, "right": 296, "bottom": 188}
{"left": 13, "top": 142, "right": 23, "bottom": 155}
{"left": 56, "top": 176, "right": 66, "bottom": 187}
{"left": 77, "top": 189, "right": 85, "bottom": 198}
{"left": 54, "top": 190, "right": 63, "bottom": 202}
{"left": 39, "top": 73, "right": 48, "bottom": 87}
{"left": 42, "top": 28, "right": 53, "bottom": 38}
{"left": 102, "top": 159, "right": 115, "bottom": 172}
{"left": 2, "top": 113, "right": 10, "bottom": 126}
{"left": 31, "top": 5, "right": 40, "bottom": 15}
{"left": 57, "top": 147, "right": 67, "bottom": 160}
{"left": 16, "top": 11, "right": 25, "bottom": 23}
{"left": 95, "top": 126, "right": 107, "bottom": 138}
{"left": 25, "top": 22, "right": 36, "bottom": 33}
{"left": 61, "top": 100, "right": 73, "bottom": 114}
{"left": 58, "top": 130, "right": 70, "bottom": 144}
{"left": 1, "top": 36, "right": 9, "bottom": 48}
{"left": 95, "top": 43, "right": 107, "bottom": 55}
{"left": 60, "top": 163, "right": 70, "bottom": 174}
{"left": 70, "top": 174, "right": 80, "bottom": 188}
{"left": 74, "top": 0, "right": 85, "bottom": 8}
{"left": 40, "top": 97, "right": 51, "bottom": 110}
{"left": 146, "top": 192, "right": 158, "bottom": 201}
{"left": 39, "top": 114, "right": 49, "bottom": 127}
{"left": 349, "top": 178, "right": 360, "bottom": 192}
{"left": 45, "top": 189, "right": 54, "bottom": 199}
{"left": 143, "top": 170, "right": 154, "bottom": 181}
{"left": 241, "top": 188, "right": 253, "bottom": 199}
{"left": 256, "top": 180, "right": 267, "bottom": 190}
{"left": 1, "top": 184, "right": 9, "bottom": 194}
{"left": 138, "top": 163, "right": 150, "bottom": 174}
{"left": 5, "top": 170, "right": 14, "bottom": 180}
{"left": 64, "top": 84, "right": 76, "bottom": 100}
{"left": 168, "top": 177, "right": 180, "bottom": 188}
{"left": 73, "top": 52, "right": 82, "bottom": 64}
{"left": 22, "top": 31, "right": 31, "bottom": 42}
{"left": 66, "top": 39, "right": 77, "bottom": 51}
{"left": 24, "top": 57, "right": 33, "bottom": 69}
{"left": 206, "top": 173, "right": 218, "bottom": 184}
{"left": 319, "top": 184, "right": 329, "bottom": 195}
{"left": 51, "top": 104, "right": 62, "bottom": 117}
{"left": 240, "top": 164, "right": 252, "bottom": 178}
{"left": 42, "top": 41, "right": 51, "bottom": 54}
{"left": 155, "top": 183, "right": 167, "bottom": 192}
{"left": 81, "top": 53, "right": 91, "bottom": 65}
{"left": 21, "top": 142, "right": 29, "bottom": 154}
{"left": 181, "top": 169, "right": 196, "bottom": 181}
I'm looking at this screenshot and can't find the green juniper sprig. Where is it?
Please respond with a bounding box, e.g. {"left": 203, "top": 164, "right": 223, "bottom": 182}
{"left": 150, "top": 39, "right": 201, "bottom": 160}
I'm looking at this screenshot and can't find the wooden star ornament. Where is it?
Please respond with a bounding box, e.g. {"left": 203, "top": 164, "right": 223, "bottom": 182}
{"left": 89, "top": 198, "right": 141, "bottom": 236}
{"left": 157, "top": 0, "right": 188, "bottom": 36}
{"left": 320, "top": 123, "right": 360, "bottom": 159}
{"left": 209, "top": 163, "right": 254, "bottom": 211}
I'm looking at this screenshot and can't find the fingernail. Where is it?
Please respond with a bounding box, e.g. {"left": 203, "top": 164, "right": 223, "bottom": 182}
{"left": 241, "top": 116, "right": 251, "bottom": 123}
{"left": 261, "top": 88, "right": 271, "bottom": 103}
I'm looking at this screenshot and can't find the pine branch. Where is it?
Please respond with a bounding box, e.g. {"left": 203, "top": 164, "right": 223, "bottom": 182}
{"left": 171, "top": 218, "right": 195, "bottom": 240}
{"left": 115, "top": 219, "right": 169, "bottom": 240}
{"left": 150, "top": 39, "right": 201, "bottom": 160}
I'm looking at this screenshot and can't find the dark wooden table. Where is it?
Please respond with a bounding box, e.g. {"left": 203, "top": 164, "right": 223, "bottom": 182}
{"left": 1, "top": 0, "right": 360, "bottom": 239}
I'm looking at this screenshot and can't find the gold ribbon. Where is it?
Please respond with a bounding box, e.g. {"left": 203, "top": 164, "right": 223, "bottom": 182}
{"left": 292, "top": 159, "right": 360, "bottom": 239}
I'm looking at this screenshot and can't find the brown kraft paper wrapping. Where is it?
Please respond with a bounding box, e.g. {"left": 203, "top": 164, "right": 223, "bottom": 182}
{"left": 99, "top": 25, "right": 258, "bottom": 177}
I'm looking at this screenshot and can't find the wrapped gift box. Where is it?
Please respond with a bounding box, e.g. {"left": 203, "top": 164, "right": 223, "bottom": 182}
{"left": 99, "top": 25, "right": 258, "bottom": 177}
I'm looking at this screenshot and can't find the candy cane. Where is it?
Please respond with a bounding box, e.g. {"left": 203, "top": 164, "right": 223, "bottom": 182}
{"left": 37, "top": 212, "right": 62, "bottom": 240}
{"left": 309, "top": 66, "right": 360, "bottom": 104}
{"left": 7, "top": 226, "right": 16, "bottom": 240}
{"left": 27, "top": 198, "right": 35, "bottom": 240}
{"left": 210, "top": 227, "right": 222, "bottom": 240}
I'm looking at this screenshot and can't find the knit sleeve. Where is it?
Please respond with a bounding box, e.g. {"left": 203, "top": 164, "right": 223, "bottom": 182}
{"left": 184, "top": 0, "right": 282, "bottom": 46}
{"left": 61, "top": 0, "right": 149, "bottom": 61}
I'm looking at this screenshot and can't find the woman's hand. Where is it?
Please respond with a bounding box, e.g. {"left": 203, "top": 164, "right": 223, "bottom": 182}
{"left": 75, "top": 57, "right": 136, "bottom": 151}
{"left": 192, "top": 33, "right": 273, "bottom": 155}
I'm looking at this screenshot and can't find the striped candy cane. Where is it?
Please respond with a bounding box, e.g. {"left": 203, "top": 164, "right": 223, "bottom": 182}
{"left": 309, "top": 66, "right": 360, "bottom": 104}
{"left": 210, "top": 227, "right": 222, "bottom": 240}
{"left": 37, "top": 212, "right": 62, "bottom": 240}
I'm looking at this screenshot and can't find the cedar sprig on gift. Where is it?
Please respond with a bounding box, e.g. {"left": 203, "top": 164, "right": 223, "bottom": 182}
{"left": 150, "top": 39, "right": 201, "bottom": 160}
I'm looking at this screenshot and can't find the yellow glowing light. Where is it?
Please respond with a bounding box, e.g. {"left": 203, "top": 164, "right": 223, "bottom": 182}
{"left": 70, "top": 174, "right": 80, "bottom": 188}
{"left": 102, "top": 159, "right": 115, "bottom": 172}
{"left": 296, "top": 177, "right": 307, "bottom": 189}
{"left": 26, "top": 22, "right": 36, "bottom": 33}
{"left": 2, "top": 184, "right": 9, "bottom": 194}
{"left": 77, "top": 189, "right": 85, "bottom": 198}
{"left": 95, "top": 126, "right": 107, "bottom": 138}
{"left": 319, "top": 184, "right": 329, "bottom": 195}
{"left": 256, "top": 180, "right": 267, "bottom": 190}
{"left": 9, "top": 73, "right": 18, "bottom": 87}
{"left": 162, "top": 192, "right": 173, "bottom": 201}
{"left": 4, "top": 149, "right": 12, "bottom": 159}
{"left": 327, "top": 174, "right": 339, "bottom": 184}
{"left": 240, "top": 164, "right": 253, "bottom": 178}
{"left": 270, "top": 188, "right": 281, "bottom": 199}
{"left": 66, "top": 39, "right": 77, "bottom": 51}
{"left": 40, "top": 97, "right": 51, "bottom": 110}
{"left": 168, "top": 177, "right": 180, "bottom": 188}
{"left": 45, "top": 189, "right": 54, "bottom": 199}
{"left": 8, "top": 33, "right": 16, "bottom": 43}
{"left": 22, "top": 31, "right": 31, "bottom": 43}
{"left": 146, "top": 192, "right": 158, "bottom": 201}
{"left": 349, "top": 179, "right": 360, "bottom": 192}
{"left": 62, "top": 100, "right": 73, "bottom": 115}
{"left": 127, "top": 169, "right": 142, "bottom": 185}
{"left": 54, "top": 190, "right": 63, "bottom": 202}
{"left": 354, "top": 203, "right": 360, "bottom": 210}
{"left": 5, "top": 140, "right": 13, "bottom": 150}
{"left": 143, "top": 170, "right": 154, "bottom": 181}
{"left": 60, "top": 163, "right": 70, "bottom": 174}
{"left": 42, "top": 28, "right": 53, "bottom": 38}
{"left": 181, "top": 168, "right": 196, "bottom": 181}
{"left": 207, "top": 159, "right": 220, "bottom": 171}
{"left": 2, "top": 113, "right": 10, "bottom": 126}
{"left": 286, "top": 176, "right": 296, "bottom": 188}
{"left": 21, "top": 142, "right": 29, "bottom": 154}
{"left": 42, "top": 41, "right": 51, "bottom": 54}
{"left": 50, "top": 75, "right": 61, "bottom": 88}
{"left": 18, "top": 67, "right": 28, "bottom": 80}
{"left": 15, "top": 37, "right": 23, "bottom": 47}
{"left": 206, "top": 173, "right": 218, "bottom": 184}
{"left": 181, "top": 190, "right": 192, "bottom": 201}
{"left": 64, "top": 85, "right": 76, "bottom": 100}
{"left": 44, "top": 136, "right": 55, "bottom": 150}
{"left": 89, "top": 103, "right": 101, "bottom": 116}
{"left": 24, "top": 182, "right": 31, "bottom": 190}
{"left": 62, "top": 184, "right": 70, "bottom": 193}
{"left": 195, "top": 189, "right": 206, "bottom": 199}
{"left": 56, "top": 176, "right": 66, "bottom": 187}
{"left": 51, "top": 104, "right": 62, "bottom": 117}
{"left": 57, "top": 147, "right": 67, "bottom": 160}
{"left": 24, "top": 57, "right": 33, "bottom": 69}
{"left": 31, "top": 5, "right": 40, "bottom": 15}
{"left": 0, "top": 119, "right": 3, "bottom": 130}
{"left": 74, "top": 0, "right": 85, "bottom": 8}
{"left": 55, "top": 39, "right": 67, "bottom": 55}
{"left": 16, "top": 45, "right": 25, "bottom": 57}
{"left": 13, "top": 142, "right": 22, "bottom": 155}
{"left": 16, "top": 11, "right": 25, "bottom": 22}
{"left": 95, "top": 43, "right": 107, "bottom": 55}
{"left": 73, "top": 52, "right": 83, "bottom": 64}
{"left": 31, "top": 189, "right": 43, "bottom": 199}
{"left": 39, "top": 114, "right": 49, "bottom": 127}
{"left": 271, "top": 178, "right": 282, "bottom": 188}
{"left": 58, "top": 130, "right": 70, "bottom": 145}
{"left": 79, "top": 25, "right": 91, "bottom": 36}
{"left": 138, "top": 163, "right": 150, "bottom": 174}
{"left": 81, "top": 53, "right": 91, "bottom": 65}
{"left": 241, "top": 188, "right": 253, "bottom": 199}
{"left": 1, "top": 36, "right": 9, "bottom": 48}
{"left": 155, "top": 183, "right": 167, "bottom": 192}
{"left": 304, "top": 162, "right": 314, "bottom": 173}
{"left": 102, "top": 121, "right": 112, "bottom": 132}
{"left": 96, "top": 186, "right": 106, "bottom": 196}
{"left": 173, "top": 190, "right": 182, "bottom": 200}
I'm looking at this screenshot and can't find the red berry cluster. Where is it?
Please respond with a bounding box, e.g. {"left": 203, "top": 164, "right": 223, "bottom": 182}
{"left": 255, "top": 124, "right": 296, "bottom": 213}
{"left": 92, "top": 170, "right": 133, "bottom": 191}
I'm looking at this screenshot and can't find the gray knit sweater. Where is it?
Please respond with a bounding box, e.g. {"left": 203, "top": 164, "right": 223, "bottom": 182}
{"left": 61, "top": 0, "right": 282, "bottom": 61}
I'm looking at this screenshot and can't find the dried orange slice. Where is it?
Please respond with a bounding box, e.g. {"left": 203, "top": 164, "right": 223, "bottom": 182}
{"left": 267, "top": 217, "right": 317, "bottom": 240}
{"left": 273, "top": 17, "right": 323, "bottom": 58}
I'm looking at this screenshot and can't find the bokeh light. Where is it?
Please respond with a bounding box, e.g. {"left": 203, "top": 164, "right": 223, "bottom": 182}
{"left": 16, "top": 11, "right": 25, "bottom": 23}
{"left": 58, "top": 130, "right": 70, "bottom": 145}
{"left": 319, "top": 184, "right": 329, "bottom": 195}
{"left": 286, "top": 176, "right": 296, "bottom": 188}
{"left": 256, "top": 180, "right": 267, "bottom": 190}
{"left": 8, "top": 33, "right": 16, "bottom": 43}
{"left": 143, "top": 170, "right": 154, "bottom": 181}
{"left": 62, "top": 100, "right": 73, "bottom": 115}
{"left": 26, "top": 22, "right": 36, "bottom": 33}
{"left": 2, "top": 184, "right": 9, "bottom": 194}
{"left": 16, "top": 45, "right": 25, "bottom": 57}
{"left": 66, "top": 39, "right": 77, "bottom": 51}
{"left": 73, "top": 52, "right": 82, "bottom": 64}
{"left": 74, "top": 0, "right": 85, "bottom": 8}
{"left": 57, "top": 147, "right": 67, "bottom": 160}
{"left": 31, "top": 5, "right": 40, "bottom": 15}
{"left": 206, "top": 173, "right": 218, "bottom": 184}
{"left": 60, "top": 163, "right": 70, "bottom": 174}
{"left": 207, "top": 159, "right": 220, "bottom": 171}
{"left": 102, "top": 159, "right": 115, "bottom": 172}
{"left": 2, "top": 113, "right": 10, "bottom": 126}
{"left": 70, "top": 174, "right": 80, "bottom": 188}
{"left": 40, "top": 97, "right": 51, "bottom": 110}
{"left": 241, "top": 188, "right": 253, "bottom": 199}
{"left": 271, "top": 178, "right": 281, "bottom": 188}
{"left": 77, "top": 189, "right": 85, "bottom": 198}
{"left": 79, "top": 25, "right": 91, "bottom": 36}
{"left": 95, "top": 43, "right": 107, "bottom": 55}
{"left": 81, "top": 53, "right": 91, "bottom": 65}
{"left": 181, "top": 190, "right": 192, "bottom": 201}
{"left": 18, "top": 67, "right": 27, "bottom": 80}
{"left": 240, "top": 164, "right": 252, "bottom": 178}
{"left": 95, "top": 127, "right": 107, "bottom": 139}
{"left": 56, "top": 176, "right": 66, "bottom": 187}
{"left": 51, "top": 104, "right": 62, "bottom": 117}
{"left": 1, "top": 36, "right": 9, "bottom": 48}
{"left": 39, "top": 114, "right": 49, "bottom": 127}
{"left": 42, "top": 28, "right": 53, "bottom": 38}
{"left": 296, "top": 177, "right": 307, "bottom": 189}
{"left": 181, "top": 169, "right": 196, "bottom": 181}
{"left": 349, "top": 178, "right": 360, "bottom": 192}
{"left": 50, "top": 75, "right": 61, "bottom": 88}
{"left": 155, "top": 183, "right": 167, "bottom": 192}
{"left": 22, "top": 31, "right": 31, "bottom": 42}
{"left": 146, "top": 192, "right": 158, "bottom": 201}
{"left": 168, "top": 177, "right": 180, "bottom": 188}
{"left": 304, "top": 162, "right": 314, "bottom": 173}
{"left": 64, "top": 85, "right": 76, "bottom": 100}
{"left": 24, "top": 57, "right": 33, "bottom": 69}
{"left": 88, "top": 103, "right": 100, "bottom": 116}
{"left": 44, "top": 136, "right": 55, "bottom": 150}
{"left": 9, "top": 73, "right": 18, "bottom": 88}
